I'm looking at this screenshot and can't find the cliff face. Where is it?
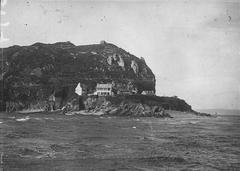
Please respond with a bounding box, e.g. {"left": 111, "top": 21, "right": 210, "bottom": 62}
{"left": 0, "top": 41, "right": 155, "bottom": 111}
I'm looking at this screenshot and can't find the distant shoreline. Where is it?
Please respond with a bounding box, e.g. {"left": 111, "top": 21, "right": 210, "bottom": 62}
{"left": 196, "top": 109, "right": 240, "bottom": 116}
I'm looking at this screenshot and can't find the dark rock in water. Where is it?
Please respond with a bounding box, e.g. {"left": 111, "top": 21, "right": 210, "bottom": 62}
{"left": 192, "top": 111, "right": 212, "bottom": 117}
{"left": 0, "top": 41, "right": 155, "bottom": 111}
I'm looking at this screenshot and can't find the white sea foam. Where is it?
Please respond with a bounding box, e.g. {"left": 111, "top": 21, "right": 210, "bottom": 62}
{"left": 189, "top": 121, "right": 199, "bottom": 124}
{"left": 16, "top": 116, "right": 30, "bottom": 122}
{"left": 65, "top": 112, "right": 75, "bottom": 116}
{"left": 44, "top": 118, "right": 54, "bottom": 120}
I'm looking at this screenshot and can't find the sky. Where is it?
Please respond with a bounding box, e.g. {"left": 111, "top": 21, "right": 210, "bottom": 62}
{"left": 1, "top": 0, "right": 240, "bottom": 110}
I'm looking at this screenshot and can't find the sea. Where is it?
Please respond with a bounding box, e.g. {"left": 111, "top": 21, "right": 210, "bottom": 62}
{"left": 0, "top": 110, "right": 239, "bottom": 171}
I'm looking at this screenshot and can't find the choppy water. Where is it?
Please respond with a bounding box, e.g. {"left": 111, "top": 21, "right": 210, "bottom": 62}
{"left": 0, "top": 112, "right": 239, "bottom": 171}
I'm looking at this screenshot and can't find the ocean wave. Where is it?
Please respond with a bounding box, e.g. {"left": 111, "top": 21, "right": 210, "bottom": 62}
{"left": 16, "top": 116, "right": 30, "bottom": 122}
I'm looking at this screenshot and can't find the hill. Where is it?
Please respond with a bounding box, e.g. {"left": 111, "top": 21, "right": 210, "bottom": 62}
{"left": 0, "top": 41, "right": 155, "bottom": 111}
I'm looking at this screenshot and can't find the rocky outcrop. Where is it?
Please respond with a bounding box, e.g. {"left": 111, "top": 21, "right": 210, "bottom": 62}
{"left": 131, "top": 60, "right": 139, "bottom": 74}
{"left": 105, "top": 103, "right": 172, "bottom": 118}
{"left": 83, "top": 95, "right": 172, "bottom": 118}
{"left": 107, "top": 56, "right": 113, "bottom": 65}
{"left": 77, "top": 95, "right": 197, "bottom": 118}
{"left": 118, "top": 56, "right": 125, "bottom": 69}
{"left": 140, "top": 57, "right": 146, "bottom": 64}
{"left": 107, "top": 53, "right": 125, "bottom": 70}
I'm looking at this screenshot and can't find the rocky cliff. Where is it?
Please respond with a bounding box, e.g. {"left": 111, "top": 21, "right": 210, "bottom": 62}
{"left": 0, "top": 41, "right": 155, "bottom": 111}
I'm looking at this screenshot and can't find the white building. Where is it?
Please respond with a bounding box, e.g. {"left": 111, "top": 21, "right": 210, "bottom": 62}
{"left": 95, "top": 83, "right": 113, "bottom": 96}
{"left": 75, "top": 83, "right": 83, "bottom": 96}
{"left": 142, "top": 90, "right": 155, "bottom": 95}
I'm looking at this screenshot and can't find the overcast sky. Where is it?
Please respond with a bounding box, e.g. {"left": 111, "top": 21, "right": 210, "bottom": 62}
{"left": 1, "top": 0, "right": 240, "bottom": 110}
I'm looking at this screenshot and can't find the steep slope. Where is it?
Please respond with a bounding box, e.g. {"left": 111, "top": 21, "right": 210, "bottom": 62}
{"left": 0, "top": 41, "right": 155, "bottom": 111}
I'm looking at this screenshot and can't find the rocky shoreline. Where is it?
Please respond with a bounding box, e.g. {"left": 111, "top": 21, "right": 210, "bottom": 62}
{"left": 86, "top": 102, "right": 173, "bottom": 118}
{"left": 76, "top": 95, "right": 211, "bottom": 118}
{"left": 14, "top": 95, "right": 211, "bottom": 118}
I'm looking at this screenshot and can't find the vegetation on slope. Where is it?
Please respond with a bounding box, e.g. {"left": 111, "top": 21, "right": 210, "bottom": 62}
{"left": 0, "top": 41, "right": 155, "bottom": 111}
